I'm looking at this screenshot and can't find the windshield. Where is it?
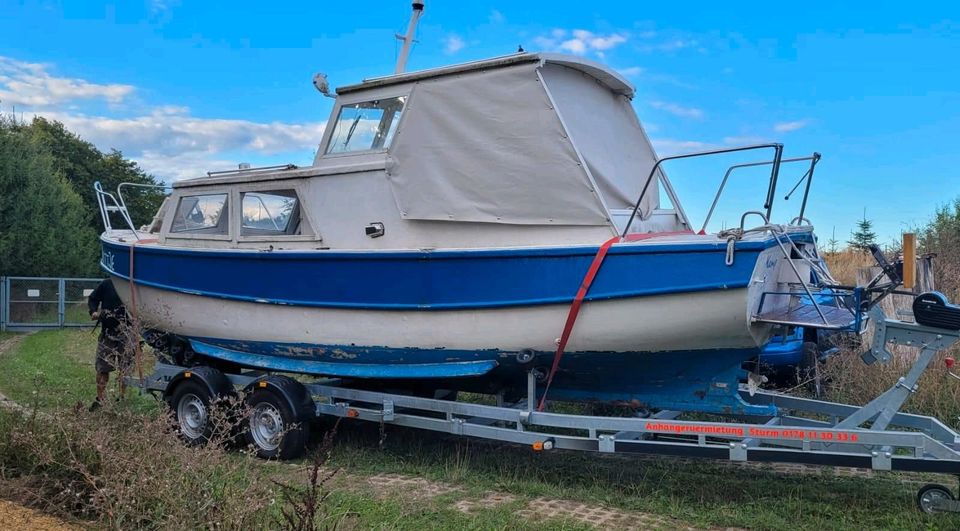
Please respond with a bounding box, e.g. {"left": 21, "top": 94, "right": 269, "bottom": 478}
{"left": 325, "top": 96, "right": 406, "bottom": 154}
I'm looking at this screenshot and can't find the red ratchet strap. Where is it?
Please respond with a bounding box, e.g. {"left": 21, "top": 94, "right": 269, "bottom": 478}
{"left": 128, "top": 239, "right": 158, "bottom": 384}
{"left": 536, "top": 230, "right": 694, "bottom": 411}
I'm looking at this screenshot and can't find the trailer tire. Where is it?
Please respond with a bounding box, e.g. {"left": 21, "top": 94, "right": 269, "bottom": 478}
{"left": 245, "top": 388, "right": 309, "bottom": 460}
{"left": 170, "top": 380, "right": 215, "bottom": 446}
{"left": 917, "top": 483, "right": 955, "bottom": 513}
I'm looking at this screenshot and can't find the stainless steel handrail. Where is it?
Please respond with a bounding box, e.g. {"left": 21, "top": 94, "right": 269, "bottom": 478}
{"left": 621, "top": 143, "right": 783, "bottom": 239}
{"left": 96, "top": 181, "right": 171, "bottom": 241}
{"left": 700, "top": 154, "right": 819, "bottom": 233}
{"left": 782, "top": 152, "right": 821, "bottom": 225}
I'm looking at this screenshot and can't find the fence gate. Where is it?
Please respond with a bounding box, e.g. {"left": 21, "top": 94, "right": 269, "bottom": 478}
{"left": 1, "top": 277, "right": 104, "bottom": 331}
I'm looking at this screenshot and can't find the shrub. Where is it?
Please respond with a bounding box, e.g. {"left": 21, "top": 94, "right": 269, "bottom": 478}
{"left": 0, "top": 402, "right": 275, "bottom": 529}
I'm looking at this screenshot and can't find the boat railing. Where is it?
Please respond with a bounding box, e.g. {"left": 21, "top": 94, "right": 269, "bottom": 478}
{"left": 700, "top": 153, "right": 821, "bottom": 234}
{"left": 95, "top": 181, "right": 171, "bottom": 240}
{"left": 621, "top": 143, "right": 784, "bottom": 239}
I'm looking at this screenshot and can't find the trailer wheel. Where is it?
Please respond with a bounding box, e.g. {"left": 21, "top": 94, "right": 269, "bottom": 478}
{"left": 245, "top": 389, "right": 308, "bottom": 460}
{"left": 917, "top": 483, "right": 955, "bottom": 513}
{"left": 170, "top": 380, "right": 214, "bottom": 446}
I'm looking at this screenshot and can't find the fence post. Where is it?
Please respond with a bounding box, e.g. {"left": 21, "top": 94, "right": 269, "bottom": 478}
{"left": 58, "top": 278, "right": 66, "bottom": 328}
{"left": 1, "top": 276, "right": 6, "bottom": 332}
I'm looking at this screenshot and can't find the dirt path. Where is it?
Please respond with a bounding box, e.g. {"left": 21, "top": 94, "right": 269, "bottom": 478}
{"left": 333, "top": 470, "right": 733, "bottom": 530}
{"left": 0, "top": 333, "right": 24, "bottom": 357}
{"left": 0, "top": 499, "right": 80, "bottom": 530}
{"left": 0, "top": 333, "right": 41, "bottom": 416}
{"left": 0, "top": 333, "right": 77, "bottom": 530}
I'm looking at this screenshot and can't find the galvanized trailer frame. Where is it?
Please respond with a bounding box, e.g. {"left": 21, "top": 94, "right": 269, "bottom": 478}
{"left": 135, "top": 307, "right": 960, "bottom": 513}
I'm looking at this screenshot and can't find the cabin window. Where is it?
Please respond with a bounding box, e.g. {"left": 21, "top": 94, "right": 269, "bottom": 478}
{"left": 241, "top": 190, "right": 301, "bottom": 236}
{"left": 325, "top": 96, "right": 406, "bottom": 154}
{"left": 170, "top": 193, "right": 229, "bottom": 234}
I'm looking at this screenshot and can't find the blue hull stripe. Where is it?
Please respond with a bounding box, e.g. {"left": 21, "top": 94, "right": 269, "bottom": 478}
{"left": 186, "top": 336, "right": 776, "bottom": 416}
{"left": 190, "top": 340, "right": 499, "bottom": 378}
{"left": 99, "top": 234, "right": 811, "bottom": 311}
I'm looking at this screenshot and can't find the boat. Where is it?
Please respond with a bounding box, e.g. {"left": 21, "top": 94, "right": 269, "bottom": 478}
{"left": 94, "top": 6, "right": 846, "bottom": 416}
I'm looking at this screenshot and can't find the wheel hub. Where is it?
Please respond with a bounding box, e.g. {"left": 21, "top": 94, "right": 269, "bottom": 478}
{"left": 177, "top": 393, "right": 208, "bottom": 440}
{"left": 250, "top": 403, "right": 284, "bottom": 452}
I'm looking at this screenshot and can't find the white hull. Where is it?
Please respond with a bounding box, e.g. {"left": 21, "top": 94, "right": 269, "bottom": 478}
{"left": 113, "top": 278, "right": 762, "bottom": 353}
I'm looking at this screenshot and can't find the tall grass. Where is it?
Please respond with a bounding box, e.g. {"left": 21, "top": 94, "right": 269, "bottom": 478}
{"left": 0, "top": 403, "right": 276, "bottom": 529}
{"left": 820, "top": 243, "right": 960, "bottom": 426}
{"left": 822, "top": 250, "right": 873, "bottom": 286}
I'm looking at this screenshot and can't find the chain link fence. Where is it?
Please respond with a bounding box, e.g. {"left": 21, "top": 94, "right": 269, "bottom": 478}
{"left": 1, "top": 277, "right": 104, "bottom": 331}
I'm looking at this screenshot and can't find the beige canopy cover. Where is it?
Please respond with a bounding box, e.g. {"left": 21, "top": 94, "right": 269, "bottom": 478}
{"left": 358, "top": 54, "right": 666, "bottom": 226}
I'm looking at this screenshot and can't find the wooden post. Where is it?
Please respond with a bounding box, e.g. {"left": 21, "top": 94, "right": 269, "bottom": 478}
{"left": 903, "top": 233, "right": 916, "bottom": 290}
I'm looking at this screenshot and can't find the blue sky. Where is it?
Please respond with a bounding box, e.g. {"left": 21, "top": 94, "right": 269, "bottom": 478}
{"left": 1, "top": 1, "right": 957, "bottom": 242}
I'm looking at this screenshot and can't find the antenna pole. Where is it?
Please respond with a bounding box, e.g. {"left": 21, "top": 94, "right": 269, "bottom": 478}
{"left": 395, "top": 1, "right": 424, "bottom": 74}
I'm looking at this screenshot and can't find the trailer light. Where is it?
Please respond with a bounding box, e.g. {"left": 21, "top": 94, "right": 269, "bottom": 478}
{"left": 946, "top": 357, "right": 955, "bottom": 369}
{"left": 347, "top": 409, "right": 360, "bottom": 418}
{"left": 183, "top": 372, "right": 191, "bottom": 378}
{"left": 258, "top": 381, "right": 268, "bottom": 388}
{"left": 532, "top": 441, "right": 544, "bottom": 451}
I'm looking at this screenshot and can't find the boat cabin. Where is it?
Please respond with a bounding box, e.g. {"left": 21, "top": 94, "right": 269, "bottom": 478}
{"left": 150, "top": 53, "right": 690, "bottom": 250}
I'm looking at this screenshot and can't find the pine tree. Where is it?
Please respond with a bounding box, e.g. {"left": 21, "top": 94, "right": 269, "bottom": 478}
{"left": 22, "top": 117, "right": 165, "bottom": 231}
{"left": 826, "top": 226, "right": 839, "bottom": 254}
{"left": 848, "top": 210, "right": 877, "bottom": 253}
{"left": 0, "top": 116, "right": 99, "bottom": 276}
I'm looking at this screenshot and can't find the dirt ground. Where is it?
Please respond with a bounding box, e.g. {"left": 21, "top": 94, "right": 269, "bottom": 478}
{"left": 0, "top": 499, "right": 79, "bottom": 530}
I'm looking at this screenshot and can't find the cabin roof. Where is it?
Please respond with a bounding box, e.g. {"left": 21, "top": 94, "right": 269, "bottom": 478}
{"left": 336, "top": 52, "right": 635, "bottom": 98}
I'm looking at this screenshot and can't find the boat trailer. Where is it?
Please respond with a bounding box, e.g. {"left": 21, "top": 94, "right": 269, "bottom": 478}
{"left": 132, "top": 303, "right": 960, "bottom": 515}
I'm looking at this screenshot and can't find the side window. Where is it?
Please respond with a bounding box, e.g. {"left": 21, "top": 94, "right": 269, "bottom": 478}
{"left": 241, "top": 190, "right": 301, "bottom": 236}
{"left": 325, "top": 96, "right": 406, "bottom": 154}
{"left": 170, "top": 194, "right": 228, "bottom": 234}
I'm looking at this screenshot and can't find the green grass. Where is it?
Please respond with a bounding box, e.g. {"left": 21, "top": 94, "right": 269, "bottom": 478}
{"left": 0, "top": 329, "right": 156, "bottom": 413}
{"left": 1, "top": 329, "right": 959, "bottom": 529}
{"left": 321, "top": 422, "right": 959, "bottom": 530}
{"left": 320, "top": 489, "right": 589, "bottom": 530}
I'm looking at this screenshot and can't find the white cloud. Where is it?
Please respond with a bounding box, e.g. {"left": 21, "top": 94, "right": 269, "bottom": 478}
{"left": 651, "top": 138, "right": 714, "bottom": 155}
{"left": 33, "top": 110, "right": 324, "bottom": 156}
{"left": 773, "top": 120, "right": 809, "bottom": 132}
{"left": 617, "top": 66, "right": 644, "bottom": 77}
{"left": 535, "top": 29, "right": 628, "bottom": 57}
{"left": 443, "top": 34, "right": 466, "bottom": 54}
{"left": 649, "top": 100, "right": 704, "bottom": 119}
{"left": 135, "top": 151, "right": 242, "bottom": 182}
{"left": 149, "top": 0, "right": 180, "bottom": 15}
{"left": 635, "top": 36, "right": 702, "bottom": 54}
{"left": 0, "top": 56, "right": 134, "bottom": 107}
{"left": 2, "top": 54, "right": 327, "bottom": 182}
{"left": 489, "top": 9, "right": 504, "bottom": 24}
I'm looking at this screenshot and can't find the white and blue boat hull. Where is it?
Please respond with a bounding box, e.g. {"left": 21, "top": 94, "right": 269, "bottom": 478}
{"left": 101, "top": 233, "right": 802, "bottom": 415}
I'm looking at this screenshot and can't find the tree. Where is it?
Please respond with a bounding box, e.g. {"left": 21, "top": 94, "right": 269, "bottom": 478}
{"left": 848, "top": 210, "right": 877, "bottom": 253}
{"left": 825, "top": 226, "right": 840, "bottom": 255}
{"left": 0, "top": 117, "right": 99, "bottom": 276}
{"left": 18, "top": 117, "right": 166, "bottom": 232}
{"left": 920, "top": 198, "right": 960, "bottom": 300}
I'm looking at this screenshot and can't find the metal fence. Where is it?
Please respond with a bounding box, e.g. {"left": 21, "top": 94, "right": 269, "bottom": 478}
{"left": 0, "top": 277, "right": 104, "bottom": 331}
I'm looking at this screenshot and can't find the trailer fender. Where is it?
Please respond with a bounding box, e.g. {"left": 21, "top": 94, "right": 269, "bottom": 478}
{"left": 164, "top": 366, "right": 234, "bottom": 403}
{"left": 243, "top": 376, "right": 314, "bottom": 422}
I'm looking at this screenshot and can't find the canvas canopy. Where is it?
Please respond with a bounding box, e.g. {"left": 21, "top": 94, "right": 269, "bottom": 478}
{"left": 333, "top": 54, "right": 666, "bottom": 226}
